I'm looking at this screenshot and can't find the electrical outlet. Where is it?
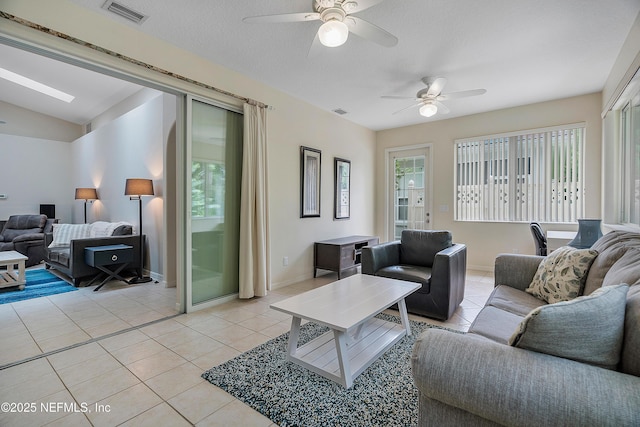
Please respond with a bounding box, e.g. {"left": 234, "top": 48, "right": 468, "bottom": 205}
{"left": 283, "top": 256, "right": 289, "bottom": 266}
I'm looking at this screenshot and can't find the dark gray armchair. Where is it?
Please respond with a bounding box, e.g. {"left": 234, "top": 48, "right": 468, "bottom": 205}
{"left": 0, "top": 214, "right": 57, "bottom": 267}
{"left": 361, "top": 230, "right": 467, "bottom": 320}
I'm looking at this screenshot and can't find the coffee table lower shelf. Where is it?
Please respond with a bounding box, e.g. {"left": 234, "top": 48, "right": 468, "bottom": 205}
{"left": 287, "top": 316, "right": 406, "bottom": 388}
{"left": 0, "top": 271, "right": 25, "bottom": 290}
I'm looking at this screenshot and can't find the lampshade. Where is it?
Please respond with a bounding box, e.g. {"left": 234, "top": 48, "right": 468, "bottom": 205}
{"left": 568, "top": 219, "right": 603, "bottom": 249}
{"left": 124, "top": 178, "right": 154, "bottom": 196}
{"left": 318, "top": 20, "right": 349, "bottom": 47}
{"left": 419, "top": 102, "right": 438, "bottom": 117}
{"left": 75, "top": 187, "right": 98, "bottom": 200}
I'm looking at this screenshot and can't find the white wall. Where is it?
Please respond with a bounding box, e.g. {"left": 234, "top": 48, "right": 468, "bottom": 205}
{"left": 268, "top": 100, "right": 376, "bottom": 287}
{"left": 602, "top": 12, "right": 640, "bottom": 114}
{"left": 0, "top": 134, "right": 73, "bottom": 219}
{"left": 71, "top": 90, "right": 172, "bottom": 278}
{"left": 376, "top": 93, "right": 603, "bottom": 270}
{"left": 0, "top": 100, "right": 83, "bottom": 142}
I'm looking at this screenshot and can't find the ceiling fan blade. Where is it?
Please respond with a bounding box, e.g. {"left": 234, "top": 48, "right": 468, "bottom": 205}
{"left": 381, "top": 95, "right": 418, "bottom": 100}
{"left": 345, "top": 16, "right": 398, "bottom": 47}
{"left": 425, "top": 77, "right": 447, "bottom": 97}
{"left": 342, "top": 0, "right": 387, "bottom": 13}
{"left": 437, "top": 88, "right": 487, "bottom": 101}
{"left": 434, "top": 100, "right": 450, "bottom": 114}
{"left": 392, "top": 101, "right": 422, "bottom": 115}
{"left": 243, "top": 12, "right": 320, "bottom": 23}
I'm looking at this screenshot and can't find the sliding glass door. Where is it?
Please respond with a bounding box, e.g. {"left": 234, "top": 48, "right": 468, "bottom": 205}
{"left": 187, "top": 97, "right": 243, "bottom": 309}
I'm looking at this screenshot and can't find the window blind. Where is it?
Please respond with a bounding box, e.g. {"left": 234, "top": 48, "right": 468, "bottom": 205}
{"left": 455, "top": 123, "right": 586, "bottom": 222}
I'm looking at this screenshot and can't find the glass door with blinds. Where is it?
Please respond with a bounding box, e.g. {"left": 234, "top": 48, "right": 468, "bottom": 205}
{"left": 388, "top": 147, "right": 432, "bottom": 241}
{"left": 186, "top": 97, "right": 243, "bottom": 310}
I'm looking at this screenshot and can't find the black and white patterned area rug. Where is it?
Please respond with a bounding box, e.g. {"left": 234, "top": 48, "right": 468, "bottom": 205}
{"left": 202, "top": 312, "right": 462, "bottom": 427}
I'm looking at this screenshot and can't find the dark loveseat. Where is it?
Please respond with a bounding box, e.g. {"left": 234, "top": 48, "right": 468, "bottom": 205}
{"left": 0, "top": 214, "right": 57, "bottom": 267}
{"left": 44, "top": 223, "right": 141, "bottom": 286}
{"left": 362, "top": 230, "right": 467, "bottom": 320}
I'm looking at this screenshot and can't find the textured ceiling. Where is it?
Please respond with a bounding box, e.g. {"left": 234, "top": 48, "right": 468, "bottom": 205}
{"left": 2, "top": 0, "right": 640, "bottom": 130}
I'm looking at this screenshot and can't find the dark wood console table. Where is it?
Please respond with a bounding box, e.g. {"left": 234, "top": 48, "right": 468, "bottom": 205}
{"left": 314, "top": 235, "right": 379, "bottom": 279}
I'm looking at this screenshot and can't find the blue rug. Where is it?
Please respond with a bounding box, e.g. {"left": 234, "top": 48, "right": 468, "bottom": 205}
{"left": 0, "top": 269, "right": 77, "bottom": 304}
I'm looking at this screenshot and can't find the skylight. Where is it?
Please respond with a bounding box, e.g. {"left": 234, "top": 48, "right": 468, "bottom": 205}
{"left": 0, "top": 67, "right": 75, "bottom": 103}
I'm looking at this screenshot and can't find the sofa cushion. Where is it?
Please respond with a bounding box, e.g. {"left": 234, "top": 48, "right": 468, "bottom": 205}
{"left": 468, "top": 305, "right": 525, "bottom": 344}
{"left": 376, "top": 265, "right": 431, "bottom": 294}
{"left": 400, "top": 230, "right": 451, "bottom": 268}
{"left": 48, "top": 248, "right": 70, "bottom": 267}
{"left": 89, "top": 221, "right": 132, "bottom": 238}
{"left": 583, "top": 246, "right": 626, "bottom": 295}
{"left": 5, "top": 214, "right": 46, "bottom": 230}
{"left": 621, "top": 285, "right": 640, "bottom": 376}
{"left": 112, "top": 224, "right": 133, "bottom": 236}
{"left": 0, "top": 242, "right": 14, "bottom": 251}
{"left": 601, "top": 247, "right": 640, "bottom": 288}
{"left": 48, "top": 223, "right": 92, "bottom": 249}
{"left": 485, "top": 285, "right": 547, "bottom": 317}
{"left": 510, "top": 284, "right": 629, "bottom": 369}
{"left": 526, "top": 246, "right": 598, "bottom": 303}
{"left": 1, "top": 228, "right": 42, "bottom": 242}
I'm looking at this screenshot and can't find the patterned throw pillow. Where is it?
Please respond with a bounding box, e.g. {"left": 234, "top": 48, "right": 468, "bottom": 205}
{"left": 526, "top": 246, "right": 598, "bottom": 303}
{"left": 48, "top": 223, "right": 92, "bottom": 249}
{"left": 510, "top": 284, "right": 629, "bottom": 369}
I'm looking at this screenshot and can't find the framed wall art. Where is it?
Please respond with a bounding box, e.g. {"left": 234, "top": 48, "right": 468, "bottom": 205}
{"left": 334, "top": 157, "right": 350, "bottom": 219}
{"left": 300, "top": 146, "right": 321, "bottom": 217}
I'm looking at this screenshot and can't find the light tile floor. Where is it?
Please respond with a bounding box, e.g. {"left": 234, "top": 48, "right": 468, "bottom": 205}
{"left": 0, "top": 269, "right": 494, "bottom": 426}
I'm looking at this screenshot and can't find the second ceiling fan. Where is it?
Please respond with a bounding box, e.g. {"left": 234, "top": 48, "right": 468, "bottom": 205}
{"left": 383, "top": 77, "right": 487, "bottom": 118}
{"left": 243, "top": 0, "right": 398, "bottom": 49}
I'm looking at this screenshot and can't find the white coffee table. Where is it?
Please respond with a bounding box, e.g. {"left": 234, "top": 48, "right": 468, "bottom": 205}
{"left": 270, "top": 274, "right": 421, "bottom": 388}
{"left": 0, "top": 251, "right": 28, "bottom": 290}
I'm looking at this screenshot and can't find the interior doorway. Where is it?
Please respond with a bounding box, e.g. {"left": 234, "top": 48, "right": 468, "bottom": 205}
{"left": 0, "top": 36, "right": 189, "bottom": 366}
{"left": 387, "top": 145, "right": 433, "bottom": 241}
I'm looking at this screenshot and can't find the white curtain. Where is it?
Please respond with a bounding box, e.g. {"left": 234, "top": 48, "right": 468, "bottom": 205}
{"left": 239, "top": 102, "right": 270, "bottom": 298}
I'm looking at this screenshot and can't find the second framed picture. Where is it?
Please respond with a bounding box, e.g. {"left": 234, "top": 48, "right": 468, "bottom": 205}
{"left": 334, "top": 157, "right": 351, "bottom": 219}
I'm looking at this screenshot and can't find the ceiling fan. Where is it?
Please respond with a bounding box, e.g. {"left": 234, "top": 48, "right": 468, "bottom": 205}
{"left": 243, "top": 0, "right": 398, "bottom": 49}
{"left": 382, "top": 77, "right": 487, "bottom": 118}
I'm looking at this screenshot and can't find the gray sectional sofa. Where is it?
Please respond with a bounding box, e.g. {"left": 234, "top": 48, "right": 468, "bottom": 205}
{"left": 411, "top": 231, "right": 640, "bottom": 426}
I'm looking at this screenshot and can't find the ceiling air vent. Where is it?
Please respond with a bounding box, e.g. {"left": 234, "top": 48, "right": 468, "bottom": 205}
{"left": 332, "top": 108, "right": 348, "bottom": 115}
{"left": 101, "top": 1, "right": 148, "bottom": 25}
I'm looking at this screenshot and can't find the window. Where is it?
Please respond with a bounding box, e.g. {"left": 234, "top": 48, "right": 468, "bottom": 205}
{"left": 620, "top": 87, "right": 640, "bottom": 226}
{"left": 191, "top": 160, "right": 225, "bottom": 218}
{"left": 455, "top": 123, "right": 586, "bottom": 222}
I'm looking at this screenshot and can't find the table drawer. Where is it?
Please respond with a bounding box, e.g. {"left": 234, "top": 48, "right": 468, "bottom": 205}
{"left": 85, "top": 245, "right": 133, "bottom": 267}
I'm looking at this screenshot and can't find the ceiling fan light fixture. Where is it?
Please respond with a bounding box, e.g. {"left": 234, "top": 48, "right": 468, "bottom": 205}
{"left": 318, "top": 20, "right": 349, "bottom": 47}
{"left": 419, "top": 102, "right": 438, "bottom": 117}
